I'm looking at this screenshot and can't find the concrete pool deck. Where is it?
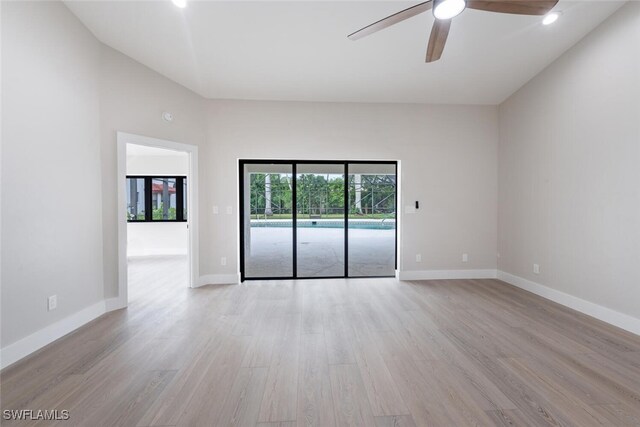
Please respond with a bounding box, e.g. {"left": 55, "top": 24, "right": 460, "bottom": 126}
{"left": 244, "top": 227, "right": 395, "bottom": 278}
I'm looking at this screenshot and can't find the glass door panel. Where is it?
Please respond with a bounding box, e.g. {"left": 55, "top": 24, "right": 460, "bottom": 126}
{"left": 243, "top": 163, "right": 293, "bottom": 278}
{"left": 347, "top": 163, "right": 397, "bottom": 277}
{"left": 296, "top": 163, "right": 345, "bottom": 278}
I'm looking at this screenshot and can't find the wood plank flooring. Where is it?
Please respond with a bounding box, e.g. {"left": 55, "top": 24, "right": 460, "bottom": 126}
{"left": 2, "top": 256, "right": 640, "bottom": 426}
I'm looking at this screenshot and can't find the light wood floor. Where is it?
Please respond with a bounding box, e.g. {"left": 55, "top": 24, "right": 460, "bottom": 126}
{"left": 2, "top": 257, "right": 640, "bottom": 426}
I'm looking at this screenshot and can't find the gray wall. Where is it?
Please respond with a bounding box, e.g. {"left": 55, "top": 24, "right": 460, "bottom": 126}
{"left": 498, "top": 2, "right": 640, "bottom": 319}
{"left": 1, "top": 1, "right": 103, "bottom": 346}
{"left": 202, "top": 100, "right": 498, "bottom": 279}
{"left": 98, "top": 46, "right": 206, "bottom": 298}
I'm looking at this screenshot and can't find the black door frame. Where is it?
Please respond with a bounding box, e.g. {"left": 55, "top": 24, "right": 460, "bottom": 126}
{"left": 239, "top": 159, "right": 398, "bottom": 282}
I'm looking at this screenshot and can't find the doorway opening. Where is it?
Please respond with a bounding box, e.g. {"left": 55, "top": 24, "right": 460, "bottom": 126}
{"left": 239, "top": 160, "right": 397, "bottom": 281}
{"left": 117, "top": 132, "right": 198, "bottom": 308}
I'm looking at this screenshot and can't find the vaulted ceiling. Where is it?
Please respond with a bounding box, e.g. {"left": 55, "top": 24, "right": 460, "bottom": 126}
{"left": 65, "top": 1, "right": 625, "bottom": 104}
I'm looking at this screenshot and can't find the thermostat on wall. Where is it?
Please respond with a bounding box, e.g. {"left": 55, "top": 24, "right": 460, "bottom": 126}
{"left": 162, "top": 112, "right": 173, "bottom": 122}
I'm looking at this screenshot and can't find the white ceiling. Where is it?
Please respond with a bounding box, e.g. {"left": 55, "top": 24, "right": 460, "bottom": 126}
{"left": 65, "top": 0, "right": 625, "bottom": 105}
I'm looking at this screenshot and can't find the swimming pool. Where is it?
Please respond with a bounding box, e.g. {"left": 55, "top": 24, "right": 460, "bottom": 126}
{"left": 250, "top": 219, "right": 395, "bottom": 230}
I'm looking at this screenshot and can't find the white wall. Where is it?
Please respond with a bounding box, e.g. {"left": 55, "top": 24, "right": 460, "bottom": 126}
{"left": 1, "top": 1, "right": 104, "bottom": 347}
{"left": 202, "top": 100, "right": 499, "bottom": 280}
{"left": 127, "top": 155, "right": 188, "bottom": 176}
{"left": 99, "top": 46, "right": 206, "bottom": 298}
{"left": 126, "top": 146, "right": 188, "bottom": 257}
{"left": 498, "top": 2, "right": 640, "bottom": 320}
{"left": 1, "top": 2, "right": 499, "bottom": 308}
{"left": 127, "top": 223, "right": 188, "bottom": 257}
{"left": 0, "top": 0, "right": 205, "bottom": 364}
{"left": 96, "top": 50, "right": 499, "bottom": 294}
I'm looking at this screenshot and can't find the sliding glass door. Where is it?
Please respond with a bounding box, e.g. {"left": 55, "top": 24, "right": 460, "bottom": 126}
{"left": 347, "top": 164, "right": 397, "bottom": 277}
{"left": 242, "top": 163, "right": 293, "bottom": 278}
{"left": 296, "top": 164, "right": 345, "bottom": 278}
{"left": 240, "top": 160, "right": 396, "bottom": 281}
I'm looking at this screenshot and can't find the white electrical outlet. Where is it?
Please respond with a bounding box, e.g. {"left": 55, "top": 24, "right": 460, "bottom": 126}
{"left": 221, "top": 257, "right": 227, "bottom": 266}
{"left": 48, "top": 295, "right": 57, "bottom": 311}
{"left": 415, "top": 254, "right": 422, "bottom": 263}
{"left": 212, "top": 206, "right": 219, "bottom": 214}
{"left": 462, "top": 253, "right": 468, "bottom": 263}
{"left": 533, "top": 264, "right": 540, "bottom": 274}
{"left": 226, "top": 206, "right": 233, "bottom": 215}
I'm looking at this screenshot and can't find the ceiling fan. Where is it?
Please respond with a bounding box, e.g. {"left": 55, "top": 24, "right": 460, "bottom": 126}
{"left": 348, "top": 0, "right": 559, "bottom": 62}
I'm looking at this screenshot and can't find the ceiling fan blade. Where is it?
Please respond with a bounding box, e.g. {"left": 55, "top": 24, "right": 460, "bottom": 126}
{"left": 348, "top": 1, "right": 433, "bottom": 41}
{"left": 466, "top": 0, "right": 558, "bottom": 16}
{"left": 426, "top": 19, "right": 451, "bottom": 63}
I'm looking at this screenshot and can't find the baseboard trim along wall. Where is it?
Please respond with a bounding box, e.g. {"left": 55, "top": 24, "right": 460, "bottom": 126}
{"left": 5, "top": 269, "right": 637, "bottom": 369}
{"left": 397, "top": 269, "right": 498, "bottom": 281}
{"left": 195, "top": 274, "right": 241, "bottom": 287}
{"left": 127, "top": 250, "right": 188, "bottom": 258}
{"left": 498, "top": 271, "right": 640, "bottom": 336}
{"left": 0, "top": 297, "right": 123, "bottom": 370}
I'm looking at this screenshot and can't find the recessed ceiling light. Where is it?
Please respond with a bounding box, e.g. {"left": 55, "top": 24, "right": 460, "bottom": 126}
{"left": 542, "top": 12, "right": 560, "bottom": 26}
{"left": 433, "top": 0, "right": 466, "bottom": 20}
{"left": 172, "top": 0, "right": 187, "bottom": 9}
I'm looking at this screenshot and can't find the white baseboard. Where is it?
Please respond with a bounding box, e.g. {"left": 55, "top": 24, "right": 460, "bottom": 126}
{"left": 6, "top": 270, "right": 635, "bottom": 370}
{"left": 195, "top": 273, "right": 240, "bottom": 287}
{"left": 105, "top": 296, "right": 126, "bottom": 311}
{"left": 0, "top": 297, "right": 122, "bottom": 370}
{"left": 497, "top": 270, "right": 640, "bottom": 336}
{"left": 127, "top": 250, "right": 188, "bottom": 258}
{"left": 398, "top": 269, "right": 497, "bottom": 281}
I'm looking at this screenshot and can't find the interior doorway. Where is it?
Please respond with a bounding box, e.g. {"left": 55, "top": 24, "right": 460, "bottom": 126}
{"left": 126, "top": 145, "right": 189, "bottom": 302}
{"left": 117, "top": 132, "right": 199, "bottom": 307}
{"left": 239, "top": 160, "right": 397, "bottom": 281}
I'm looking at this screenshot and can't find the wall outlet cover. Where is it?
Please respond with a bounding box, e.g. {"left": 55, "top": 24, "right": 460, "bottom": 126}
{"left": 48, "top": 295, "right": 57, "bottom": 311}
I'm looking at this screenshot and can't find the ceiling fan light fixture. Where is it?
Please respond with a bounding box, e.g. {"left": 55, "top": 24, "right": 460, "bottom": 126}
{"left": 542, "top": 12, "right": 560, "bottom": 25}
{"left": 433, "top": 0, "right": 466, "bottom": 20}
{"left": 172, "top": 0, "right": 187, "bottom": 9}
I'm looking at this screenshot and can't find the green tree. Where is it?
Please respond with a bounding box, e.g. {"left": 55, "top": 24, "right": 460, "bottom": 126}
{"left": 249, "top": 172, "right": 395, "bottom": 219}
{"left": 250, "top": 173, "right": 292, "bottom": 217}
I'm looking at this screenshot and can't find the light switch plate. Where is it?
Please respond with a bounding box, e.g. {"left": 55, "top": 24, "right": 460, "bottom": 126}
{"left": 212, "top": 206, "right": 219, "bottom": 214}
